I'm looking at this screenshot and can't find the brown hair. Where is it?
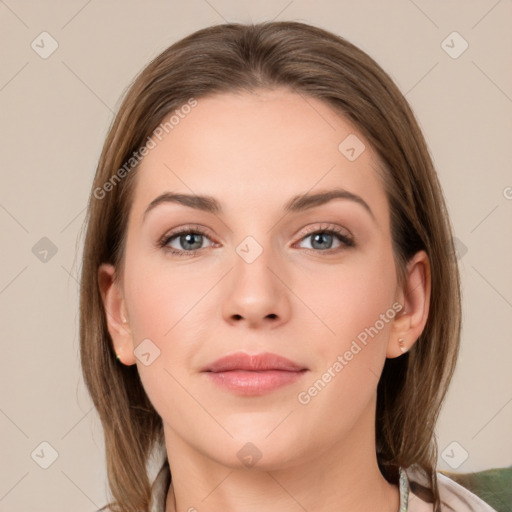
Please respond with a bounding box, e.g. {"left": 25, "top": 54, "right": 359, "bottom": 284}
{"left": 79, "top": 21, "right": 461, "bottom": 512}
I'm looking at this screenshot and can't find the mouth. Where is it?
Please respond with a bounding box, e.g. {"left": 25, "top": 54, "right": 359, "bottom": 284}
{"left": 201, "top": 352, "right": 308, "bottom": 396}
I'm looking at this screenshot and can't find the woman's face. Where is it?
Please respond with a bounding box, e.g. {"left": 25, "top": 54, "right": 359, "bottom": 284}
{"left": 102, "top": 88, "right": 421, "bottom": 471}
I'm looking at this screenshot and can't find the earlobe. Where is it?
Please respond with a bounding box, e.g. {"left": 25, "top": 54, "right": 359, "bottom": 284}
{"left": 387, "top": 250, "right": 431, "bottom": 359}
{"left": 97, "top": 263, "right": 136, "bottom": 366}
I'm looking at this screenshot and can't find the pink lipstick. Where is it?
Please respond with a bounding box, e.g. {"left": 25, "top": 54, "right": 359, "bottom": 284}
{"left": 201, "top": 352, "right": 308, "bottom": 396}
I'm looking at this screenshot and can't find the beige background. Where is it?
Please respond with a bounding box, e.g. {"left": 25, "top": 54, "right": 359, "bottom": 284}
{"left": 1, "top": 1, "right": 511, "bottom": 510}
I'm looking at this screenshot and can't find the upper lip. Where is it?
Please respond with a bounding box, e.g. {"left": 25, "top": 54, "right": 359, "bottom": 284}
{"left": 202, "top": 352, "right": 307, "bottom": 372}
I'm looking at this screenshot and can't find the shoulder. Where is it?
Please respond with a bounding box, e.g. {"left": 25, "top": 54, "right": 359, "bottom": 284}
{"left": 436, "top": 471, "right": 498, "bottom": 511}
{"left": 405, "top": 466, "right": 498, "bottom": 511}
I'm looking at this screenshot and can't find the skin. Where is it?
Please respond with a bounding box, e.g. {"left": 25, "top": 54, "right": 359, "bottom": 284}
{"left": 98, "top": 87, "right": 430, "bottom": 512}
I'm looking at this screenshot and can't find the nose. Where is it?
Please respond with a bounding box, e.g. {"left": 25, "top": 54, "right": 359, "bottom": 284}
{"left": 221, "top": 243, "right": 292, "bottom": 329}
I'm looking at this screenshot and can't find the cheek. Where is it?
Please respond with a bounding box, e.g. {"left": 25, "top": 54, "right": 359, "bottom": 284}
{"left": 124, "top": 250, "right": 212, "bottom": 343}
{"left": 292, "top": 251, "right": 397, "bottom": 438}
{"left": 293, "top": 245, "right": 398, "bottom": 359}
{"left": 122, "top": 254, "right": 215, "bottom": 401}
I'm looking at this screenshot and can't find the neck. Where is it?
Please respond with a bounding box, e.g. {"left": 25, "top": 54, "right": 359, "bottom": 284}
{"left": 164, "top": 400, "right": 400, "bottom": 512}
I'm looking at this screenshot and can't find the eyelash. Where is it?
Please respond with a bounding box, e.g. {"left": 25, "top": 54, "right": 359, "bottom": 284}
{"left": 157, "top": 223, "right": 355, "bottom": 257}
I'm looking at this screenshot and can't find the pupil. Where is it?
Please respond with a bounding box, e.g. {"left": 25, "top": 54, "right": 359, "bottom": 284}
{"left": 313, "top": 233, "right": 332, "bottom": 250}
{"left": 182, "top": 233, "right": 201, "bottom": 250}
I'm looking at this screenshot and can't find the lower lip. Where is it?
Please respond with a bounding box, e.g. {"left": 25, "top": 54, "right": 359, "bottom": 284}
{"left": 204, "top": 370, "right": 307, "bottom": 396}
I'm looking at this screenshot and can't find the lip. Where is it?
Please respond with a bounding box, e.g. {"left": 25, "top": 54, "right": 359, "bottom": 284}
{"left": 201, "top": 352, "right": 308, "bottom": 396}
{"left": 202, "top": 352, "right": 307, "bottom": 373}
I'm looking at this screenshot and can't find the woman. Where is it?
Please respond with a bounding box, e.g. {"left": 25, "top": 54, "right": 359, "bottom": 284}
{"left": 79, "top": 21, "right": 496, "bottom": 512}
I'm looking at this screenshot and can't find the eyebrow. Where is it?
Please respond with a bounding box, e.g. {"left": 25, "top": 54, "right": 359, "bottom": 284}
{"left": 142, "top": 188, "right": 375, "bottom": 222}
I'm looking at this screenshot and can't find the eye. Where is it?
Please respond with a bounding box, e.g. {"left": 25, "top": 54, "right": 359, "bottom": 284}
{"left": 295, "top": 223, "right": 355, "bottom": 253}
{"left": 157, "top": 223, "right": 355, "bottom": 257}
{"left": 158, "top": 225, "right": 215, "bottom": 257}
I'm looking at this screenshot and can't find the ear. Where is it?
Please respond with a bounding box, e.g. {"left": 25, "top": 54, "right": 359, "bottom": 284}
{"left": 387, "top": 250, "right": 431, "bottom": 358}
{"left": 97, "top": 263, "right": 136, "bottom": 365}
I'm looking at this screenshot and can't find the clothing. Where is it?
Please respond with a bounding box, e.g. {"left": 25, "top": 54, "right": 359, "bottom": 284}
{"left": 129, "top": 460, "right": 499, "bottom": 512}
{"left": 404, "top": 465, "right": 499, "bottom": 512}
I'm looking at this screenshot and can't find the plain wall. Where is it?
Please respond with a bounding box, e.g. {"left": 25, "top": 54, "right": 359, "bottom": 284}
{"left": 0, "top": 1, "right": 511, "bottom": 510}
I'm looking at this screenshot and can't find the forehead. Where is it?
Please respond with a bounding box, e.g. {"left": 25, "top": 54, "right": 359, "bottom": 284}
{"left": 130, "top": 88, "right": 387, "bottom": 224}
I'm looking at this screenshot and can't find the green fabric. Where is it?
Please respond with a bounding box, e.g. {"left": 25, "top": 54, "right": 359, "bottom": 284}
{"left": 439, "top": 466, "right": 512, "bottom": 512}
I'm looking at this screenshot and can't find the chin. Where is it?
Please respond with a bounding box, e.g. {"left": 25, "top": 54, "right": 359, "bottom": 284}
{"left": 208, "top": 429, "right": 306, "bottom": 471}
